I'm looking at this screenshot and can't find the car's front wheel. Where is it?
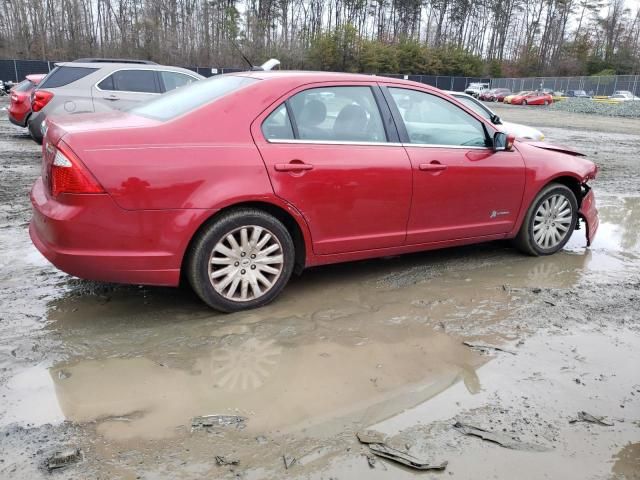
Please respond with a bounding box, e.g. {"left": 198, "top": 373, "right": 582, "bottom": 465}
{"left": 187, "top": 209, "right": 295, "bottom": 312}
{"left": 514, "top": 183, "right": 578, "bottom": 256}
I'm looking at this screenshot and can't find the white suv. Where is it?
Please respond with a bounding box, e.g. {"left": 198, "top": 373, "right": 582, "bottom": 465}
{"left": 28, "top": 59, "right": 204, "bottom": 143}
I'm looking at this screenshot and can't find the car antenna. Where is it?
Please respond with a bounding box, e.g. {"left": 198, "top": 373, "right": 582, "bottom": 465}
{"left": 231, "top": 40, "right": 263, "bottom": 71}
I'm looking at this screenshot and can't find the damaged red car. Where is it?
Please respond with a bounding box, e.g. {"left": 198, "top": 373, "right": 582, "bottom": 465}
{"left": 30, "top": 72, "right": 599, "bottom": 312}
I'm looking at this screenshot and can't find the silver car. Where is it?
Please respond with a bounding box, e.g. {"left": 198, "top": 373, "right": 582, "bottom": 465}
{"left": 446, "top": 91, "right": 545, "bottom": 141}
{"left": 28, "top": 59, "right": 204, "bottom": 143}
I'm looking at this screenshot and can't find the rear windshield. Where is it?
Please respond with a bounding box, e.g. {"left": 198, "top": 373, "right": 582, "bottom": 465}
{"left": 12, "top": 80, "right": 33, "bottom": 92}
{"left": 39, "top": 66, "right": 98, "bottom": 89}
{"left": 130, "top": 75, "right": 258, "bottom": 121}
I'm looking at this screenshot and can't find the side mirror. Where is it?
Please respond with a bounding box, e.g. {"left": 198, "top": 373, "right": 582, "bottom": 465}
{"left": 491, "top": 114, "right": 502, "bottom": 125}
{"left": 493, "top": 132, "right": 515, "bottom": 152}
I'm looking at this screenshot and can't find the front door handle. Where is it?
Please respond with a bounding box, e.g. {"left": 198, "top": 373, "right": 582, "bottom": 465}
{"left": 105, "top": 95, "right": 120, "bottom": 101}
{"left": 274, "top": 162, "right": 314, "bottom": 172}
{"left": 419, "top": 162, "right": 447, "bottom": 172}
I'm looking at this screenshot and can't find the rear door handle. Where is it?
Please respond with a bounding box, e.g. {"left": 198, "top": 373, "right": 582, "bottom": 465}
{"left": 419, "top": 162, "right": 447, "bottom": 172}
{"left": 274, "top": 162, "right": 314, "bottom": 172}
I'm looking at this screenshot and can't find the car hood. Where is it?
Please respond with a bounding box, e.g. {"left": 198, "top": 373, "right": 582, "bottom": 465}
{"left": 498, "top": 121, "right": 544, "bottom": 141}
{"left": 521, "top": 141, "right": 586, "bottom": 157}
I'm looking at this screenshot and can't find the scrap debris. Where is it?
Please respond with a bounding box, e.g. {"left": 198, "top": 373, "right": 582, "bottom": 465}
{"left": 463, "top": 341, "right": 517, "bottom": 355}
{"left": 356, "top": 430, "right": 387, "bottom": 444}
{"left": 453, "top": 421, "right": 548, "bottom": 451}
{"left": 283, "top": 454, "right": 296, "bottom": 469}
{"left": 215, "top": 455, "right": 240, "bottom": 466}
{"left": 569, "top": 411, "right": 614, "bottom": 426}
{"left": 191, "top": 414, "right": 246, "bottom": 431}
{"left": 47, "top": 448, "right": 83, "bottom": 471}
{"left": 356, "top": 430, "right": 447, "bottom": 471}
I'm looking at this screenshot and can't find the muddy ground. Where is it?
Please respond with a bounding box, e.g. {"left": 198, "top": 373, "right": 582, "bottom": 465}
{"left": 0, "top": 98, "right": 639, "bottom": 479}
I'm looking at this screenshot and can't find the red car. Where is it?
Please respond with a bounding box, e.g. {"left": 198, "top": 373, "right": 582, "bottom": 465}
{"left": 490, "top": 88, "right": 512, "bottom": 102}
{"left": 30, "top": 72, "right": 599, "bottom": 312}
{"left": 511, "top": 91, "right": 554, "bottom": 106}
{"left": 8, "top": 74, "right": 46, "bottom": 127}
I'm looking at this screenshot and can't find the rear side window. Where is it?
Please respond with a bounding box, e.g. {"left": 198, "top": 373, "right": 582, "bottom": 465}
{"left": 160, "top": 71, "right": 198, "bottom": 92}
{"left": 39, "top": 66, "right": 98, "bottom": 89}
{"left": 130, "top": 75, "right": 258, "bottom": 121}
{"left": 98, "top": 70, "right": 159, "bottom": 93}
{"left": 262, "top": 104, "right": 294, "bottom": 140}
{"left": 286, "top": 86, "right": 387, "bottom": 142}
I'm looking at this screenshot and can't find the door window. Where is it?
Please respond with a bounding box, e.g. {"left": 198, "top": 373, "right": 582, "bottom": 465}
{"left": 98, "top": 70, "right": 159, "bottom": 93}
{"left": 389, "top": 88, "right": 488, "bottom": 147}
{"left": 159, "top": 71, "right": 198, "bottom": 92}
{"left": 285, "top": 86, "right": 387, "bottom": 142}
{"left": 262, "top": 104, "right": 294, "bottom": 140}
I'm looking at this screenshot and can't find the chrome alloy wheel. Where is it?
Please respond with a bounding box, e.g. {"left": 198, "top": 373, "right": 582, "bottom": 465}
{"left": 532, "top": 194, "right": 573, "bottom": 250}
{"left": 208, "top": 226, "right": 284, "bottom": 302}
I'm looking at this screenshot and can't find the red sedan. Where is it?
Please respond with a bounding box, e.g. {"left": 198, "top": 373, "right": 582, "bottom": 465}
{"left": 8, "top": 74, "right": 46, "bottom": 127}
{"left": 512, "top": 91, "right": 554, "bottom": 106}
{"left": 30, "top": 72, "right": 599, "bottom": 312}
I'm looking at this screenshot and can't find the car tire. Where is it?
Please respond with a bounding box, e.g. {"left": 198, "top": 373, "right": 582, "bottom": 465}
{"left": 544, "top": 100, "right": 549, "bottom": 106}
{"left": 523, "top": 100, "right": 528, "bottom": 106}
{"left": 186, "top": 208, "right": 295, "bottom": 312}
{"left": 514, "top": 183, "right": 578, "bottom": 256}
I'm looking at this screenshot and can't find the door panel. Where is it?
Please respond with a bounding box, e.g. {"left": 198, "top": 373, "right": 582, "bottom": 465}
{"left": 404, "top": 147, "right": 525, "bottom": 243}
{"left": 92, "top": 70, "right": 159, "bottom": 112}
{"left": 253, "top": 84, "right": 412, "bottom": 255}
{"left": 382, "top": 85, "right": 526, "bottom": 244}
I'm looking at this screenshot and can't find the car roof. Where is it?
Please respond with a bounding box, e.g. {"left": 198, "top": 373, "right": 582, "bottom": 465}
{"left": 234, "top": 70, "right": 442, "bottom": 91}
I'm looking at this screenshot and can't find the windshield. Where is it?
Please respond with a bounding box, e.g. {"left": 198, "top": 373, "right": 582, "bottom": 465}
{"left": 130, "top": 75, "right": 259, "bottom": 121}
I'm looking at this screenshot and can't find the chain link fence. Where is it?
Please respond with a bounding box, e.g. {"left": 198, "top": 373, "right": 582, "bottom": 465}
{"left": 0, "top": 59, "right": 242, "bottom": 83}
{"left": 490, "top": 75, "right": 640, "bottom": 97}
{"left": 3, "top": 59, "right": 638, "bottom": 97}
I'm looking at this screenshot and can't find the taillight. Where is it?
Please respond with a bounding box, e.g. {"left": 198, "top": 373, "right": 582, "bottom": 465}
{"left": 32, "top": 90, "right": 54, "bottom": 112}
{"left": 50, "top": 142, "right": 104, "bottom": 197}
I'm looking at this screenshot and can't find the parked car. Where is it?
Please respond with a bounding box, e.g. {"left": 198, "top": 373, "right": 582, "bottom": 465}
{"left": 478, "top": 88, "right": 498, "bottom": 101}
{"left": 485, "top": 88, "right": 512, "bottom": 102}
{"left": 8, "top": 74, "right": 46, "bottom": 127}
{"left": 28, "top": 59, "right": 204, "bottom": 144}
{"left": 566, "top": 90, "right": 590, "bottom": 98}
{"left": 464, "top": 82, "right": 490, "bottom": 98}
{"left": 503, "top": 91, "right": 531, "bottom": 104}
{"left": 30, "top": 72, "right": 599, "bottom": 312}
{"left": 609, "top": 91, "right": 640, "bottom": 101}
{"left": 446, "top": 91, "right": 544, "bottom": 140}
{"left": 511, "top": 91, "right": 553, "bottom": 106}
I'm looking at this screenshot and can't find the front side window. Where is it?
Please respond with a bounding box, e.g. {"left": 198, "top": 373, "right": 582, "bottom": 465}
{"left": 287, "top": 86, "right": 386, "bottom": 142}
{"left": 160, "top": 71, "right": 198, "bottom": 92}
{"left": 262, "top": 104, "right": 294, "bottom": 140}
{"left": 99, "top": 70, "right": 158, "bottom": 93}
{"left": 389, "top": 88, "right": 487, "bottom": 147}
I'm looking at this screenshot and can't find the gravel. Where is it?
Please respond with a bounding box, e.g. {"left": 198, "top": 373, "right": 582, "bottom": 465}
{"left": 550, "top": 98, "right": 640, "bottom": 117}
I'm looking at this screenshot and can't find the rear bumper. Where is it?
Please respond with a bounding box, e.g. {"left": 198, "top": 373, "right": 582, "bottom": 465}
{"left": 8, "top": 110, "right": 28, "bottom": 127}
{"left": 29, "top": 177, "right": 214, "bottom": 286}
{"left": 579, "top": 188, "right": 599, "bottom": 246}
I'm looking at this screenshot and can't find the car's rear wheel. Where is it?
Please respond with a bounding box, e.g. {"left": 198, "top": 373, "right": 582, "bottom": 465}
{"left": 187, "top": 209, "right": 295, "bottom": 312}
{"left": 544, "top": 100, "right": 549, "bottom": 106}
{"left": 514, "top": 183, "right": 578, "bottom": 256}
{"left": 523, "top": 100, "right": 528, "bottom": 105}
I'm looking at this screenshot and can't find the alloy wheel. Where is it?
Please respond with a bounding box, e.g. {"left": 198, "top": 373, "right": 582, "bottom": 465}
{"left": 208, "top": 226, "right": 284, "bottom": 302}
{"left": 532, "top": 194, "right": 573, "bottom": 250}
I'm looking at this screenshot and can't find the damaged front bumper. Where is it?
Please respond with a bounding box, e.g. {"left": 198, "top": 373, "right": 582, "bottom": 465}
{"left": 579, "top": 187, "right": 599, "bottom": 246}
